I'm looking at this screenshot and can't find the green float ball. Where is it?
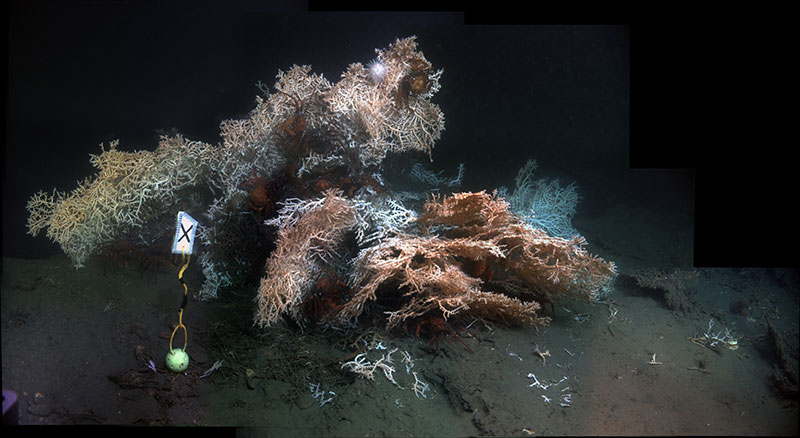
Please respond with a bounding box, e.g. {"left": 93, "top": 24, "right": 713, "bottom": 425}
{"left": 165, "top": 348, "right": 190, "bottom": 372}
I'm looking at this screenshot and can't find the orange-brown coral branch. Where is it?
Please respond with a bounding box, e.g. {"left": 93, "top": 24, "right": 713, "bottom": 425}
{"left": 255, "top": 189, "right": 356, "bottom": 327}
{"left": 338, "top": 191, "right": 616, "bottom": 328}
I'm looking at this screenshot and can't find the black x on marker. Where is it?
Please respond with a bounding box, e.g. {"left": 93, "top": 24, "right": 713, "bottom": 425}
{"left": 178, "top": 223, "right": 193, "bottom": 243}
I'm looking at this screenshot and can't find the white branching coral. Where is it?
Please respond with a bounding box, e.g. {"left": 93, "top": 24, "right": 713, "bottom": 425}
{"left": 409, "top": 162, "right": 464, "bottom": 189}
{"left": 351, "top": 195, "right": 417, "bottom": 247}
{"left": 500, "top": 159, "right": 580, "bottom": 239}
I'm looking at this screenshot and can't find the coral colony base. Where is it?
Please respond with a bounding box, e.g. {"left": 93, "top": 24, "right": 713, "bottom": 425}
{"left": 26, "top": 35, "right": 616, "bottom": 345}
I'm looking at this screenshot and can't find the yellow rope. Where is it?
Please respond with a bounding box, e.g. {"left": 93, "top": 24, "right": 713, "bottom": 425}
{"left": 169, "top": 250, "right": 190, "bottom": 353}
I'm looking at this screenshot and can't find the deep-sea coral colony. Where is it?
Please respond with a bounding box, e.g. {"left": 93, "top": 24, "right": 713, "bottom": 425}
{"left": 26, "top": 36, "right": 616, "bottom": 331}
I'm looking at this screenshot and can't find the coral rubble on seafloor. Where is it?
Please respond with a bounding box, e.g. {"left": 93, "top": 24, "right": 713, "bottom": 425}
{"left": 27, "top": 36, "right": 616, "bottom": 330}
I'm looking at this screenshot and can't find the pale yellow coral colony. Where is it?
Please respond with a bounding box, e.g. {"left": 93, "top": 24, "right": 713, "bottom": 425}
{"left": 27, "top": 136, "right": 215, "bottom": 267}
{"left": 27, "top": 36, "right": 616, "bottom": 329}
